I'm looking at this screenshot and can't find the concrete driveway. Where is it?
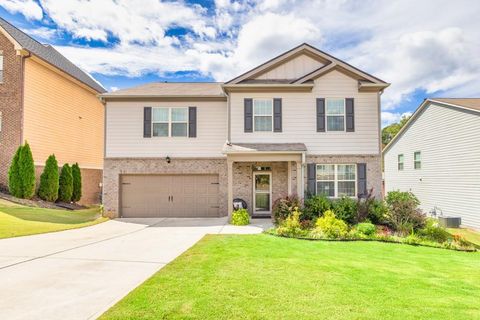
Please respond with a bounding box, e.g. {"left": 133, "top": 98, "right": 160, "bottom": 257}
{"left": 0, "top": 217, "right": 271, "bottom": 320}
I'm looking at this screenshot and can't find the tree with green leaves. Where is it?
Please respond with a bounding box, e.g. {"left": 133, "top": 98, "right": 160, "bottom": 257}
{"left": 38, "top": 154, "right": 59, "bottom": 202}
{"left": 382, "top": 115, "right": 411, "bottom": 148}
{"left": 58, "top": 164, "right": 73, "bottom": 202}
{"left": 18, "top": 141, "right": 36, "bottom": 199}
{"left": 71, "top": 163, "right": 82, "bottom": 202}
{"left": 8, "top": 145, "right": 22, "bottom": 198}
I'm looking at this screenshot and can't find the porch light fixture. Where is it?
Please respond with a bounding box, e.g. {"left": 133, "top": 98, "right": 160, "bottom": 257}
{"left": 166, "top": 156, "right": 171, "bottom": 163}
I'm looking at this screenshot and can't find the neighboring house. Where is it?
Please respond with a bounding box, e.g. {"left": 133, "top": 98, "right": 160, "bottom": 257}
{"left": 384, "top": 98, "right": 480, "bottom": 230}
{"left": 0, "top": 18, "right": 105, "bottom": 204}
{"left": 101, "top": 43, "right": 389, "bottom": 218}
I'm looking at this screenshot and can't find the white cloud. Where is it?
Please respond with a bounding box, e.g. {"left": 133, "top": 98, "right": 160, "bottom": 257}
{"left": 21, "top": 26, "right": 56, "bottom": 41}
{"left": 0, "top": 0, "right": 43, "bottom": 20}
{"left": 2, "top": 0, "right": 480, "bottom": 115}
{"left": 110, "top": 86, "right": 119, "bottom": 92}
{"left": 381, "top": 111, "right": 413, "bottom": 127}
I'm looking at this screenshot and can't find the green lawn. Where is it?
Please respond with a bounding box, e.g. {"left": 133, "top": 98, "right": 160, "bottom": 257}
{"left": 0, "top": 199, "right": 106, "bottom": 239}
{"left": 101, "top": 234, "right": 480, "bottom": 320}
{"left": 448, "top": 228, "right": 480, "bottom": 247}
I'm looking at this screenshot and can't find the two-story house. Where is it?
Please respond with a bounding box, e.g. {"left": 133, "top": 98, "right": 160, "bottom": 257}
{"left": 101, "top": 43, "right": 389, "bottom": 218}
{"left": 0, "top": 18, "right": 105, "bottom": 204}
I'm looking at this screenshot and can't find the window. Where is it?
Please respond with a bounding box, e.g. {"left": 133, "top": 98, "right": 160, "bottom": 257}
{"left": 326, "top": 98, "right": 345, "bottom": 131}
{"left": 253, "top": 99, "right": 273, "bottom": 132}
{"left": 0, "top": 52, "right": 3, "bottom": 83}
{"left": 398, "top": 154, "right": 404, "bottom": 170}
{"left": 414, "top": 151, "right": 421, "bottom": 169}
{"left": 316, "top": 164, "right": 356, "bottom": 197}
{"left": 152, "top": 107, "right": 188, "bottom": 137}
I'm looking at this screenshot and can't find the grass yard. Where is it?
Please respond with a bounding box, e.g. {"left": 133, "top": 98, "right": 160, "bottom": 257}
{"left": 101, "top": 234, "right": 480, "bottom": 320}
{"left": 0, "top": 199, "right": 106, "bottom": 239}
{"left": 448, "top": 228, "right": 480, "bottom": 247}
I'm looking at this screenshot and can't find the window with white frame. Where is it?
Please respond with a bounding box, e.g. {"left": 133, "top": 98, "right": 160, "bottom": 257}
{"left": 398, "top": 154, "right": 404, "bottom": 171}
{"left": 253, "top": 99, "right": 273, "bottom": 132}
{"left": 152, "top": 107, "right": 188, "bottom": 137}
{"left": 0, "top": 52, "right": 3, "bottom": 83}
{"left": 414, "top": 151, "right": 421, "bottom": 169}
{"left": 326, "top": 98, "right": 345, "bottom": 131}
{"left": 316, "top": 164, "right": 356, "bottom": 197}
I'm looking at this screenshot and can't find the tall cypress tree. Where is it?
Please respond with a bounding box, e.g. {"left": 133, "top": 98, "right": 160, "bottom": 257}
{"left": 18, "top": 141, "right": 36, "bottom": 199}
{"left": 71, "top": 163, "right": 82, "bottom": 202}
{"left": 38, "top": 154, "right": 59, "bottom": 202}
{"left": 58, "top": 164, "right": 73, "bottom": 202}
{"left": 8, "top": 145, "right": 22, "bottom": 198}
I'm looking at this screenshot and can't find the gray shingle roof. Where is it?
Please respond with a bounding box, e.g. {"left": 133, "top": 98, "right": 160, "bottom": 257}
{"left": 0, "top": 17, "right": 106, "bottom": 93}
{"left": 102, "top": 82, "right": 225, "bottom": 97}
{"left": 223, "top": 143, "right": 307, "bottom": 153}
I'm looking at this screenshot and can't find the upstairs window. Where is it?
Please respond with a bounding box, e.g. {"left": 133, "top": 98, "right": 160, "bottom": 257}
{"left": 326, "top": 98, "right": 345, "bottom": 131}
{"left": 414, "top": 151, "right": 421, "bottom": 169}
{"left": 398, "top": 154, "right": 404, "bottom": 171}
{"left": 152, "top": 107, "right": 188, "bottom": 137}
{"left": 253, "top": 99, "right": 273, "bottom": 132}
{"left": 0, "top": 52, "right": 3, "bottom": 83}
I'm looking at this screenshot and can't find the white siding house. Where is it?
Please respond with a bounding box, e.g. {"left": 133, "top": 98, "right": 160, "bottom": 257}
{"left": 384, "top": 98, "right": 480, "bottom": 230}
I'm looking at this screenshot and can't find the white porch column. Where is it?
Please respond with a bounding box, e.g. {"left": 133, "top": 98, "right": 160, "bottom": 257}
{"left": 287, "top": 161, "right": 292, "bottom": 195}
{"left": 296, "top": 161, "right": 302, "bottom": 197}
{"left": 227, "top": 159, "right": 234, "bottom": 217}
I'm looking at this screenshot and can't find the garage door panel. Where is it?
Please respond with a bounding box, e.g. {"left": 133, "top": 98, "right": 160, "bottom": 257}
{"left": 121, "top": 174, "right": 219, "bottom": 218}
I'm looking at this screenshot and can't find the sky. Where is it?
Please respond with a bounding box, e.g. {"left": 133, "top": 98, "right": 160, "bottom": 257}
{"left": 1, "top": 0, "right": 479, "bottom": 127}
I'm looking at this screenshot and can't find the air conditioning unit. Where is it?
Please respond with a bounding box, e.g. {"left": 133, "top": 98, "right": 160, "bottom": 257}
{"left": 438, "top": 217, "right": 461, "bottom": 228}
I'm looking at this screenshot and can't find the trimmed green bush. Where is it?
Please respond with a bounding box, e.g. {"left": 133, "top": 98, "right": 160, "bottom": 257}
{"left": 418, "top": 219, "right": 451, "bottom": 243}
{"left": 231, "top": 209, "right": 250, "bottom": 226}
{"left": 355, "top": 222, "right": 377, "bottom": 236}
{"left": 38, "top": 154, "right": 59, "bottom": 202}
{"left": 272, "top": 194, "right": 301, "bottom": 224}
{"left": 71, "top": 163, "right": 82, "bottom": 202}
{"left": 368, "top": 199, "right": 388, "bottom": 224}
{"left": 8, "top": 146, "right": 22, "bottom": 198}
{"left": 303, "top": 194, "right": 331, "bottom": 220}
{"left": 314, "top": 210, "right": 348, "bottom": 239}
{"left": 58, "top": 164, "right": 73, "bottom": 202}
{"left": 385, "top": 191, "right": 426, "bottom": 235}
{"left": 276, "top": 207, "right": 306, "bottom": 237}
{"left": 332, "top": 196, "right": 357, "bottom": 224}
{"left": 18, "top": 142, "right": 36, "bottom": 199}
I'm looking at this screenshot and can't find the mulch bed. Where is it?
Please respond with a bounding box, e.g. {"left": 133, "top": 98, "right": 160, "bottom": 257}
{"left": 0, "top": 191, "right": 87, "bottom": 210}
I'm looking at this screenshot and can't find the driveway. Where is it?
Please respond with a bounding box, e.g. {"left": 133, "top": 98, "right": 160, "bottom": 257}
{"left": 0, "top": 217, "right": 271, "bottom": 320}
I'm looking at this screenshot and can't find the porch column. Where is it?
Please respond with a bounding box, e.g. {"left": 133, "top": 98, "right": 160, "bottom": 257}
{"left": 296, "top": 161, "right": 302, "bottom": 197}
{"left": 287, "top": 161, "right": 292, "bottom": 195}
{"left": 227, "top": 159, "right": 234, "bottom": 217}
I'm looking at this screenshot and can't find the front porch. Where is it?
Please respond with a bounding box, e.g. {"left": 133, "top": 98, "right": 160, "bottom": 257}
{"left": 224, "top": 143, "right": 306, "bottom": 218}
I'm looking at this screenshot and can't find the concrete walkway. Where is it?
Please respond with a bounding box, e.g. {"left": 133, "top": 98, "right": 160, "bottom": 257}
{"left": 0, "top": 217, "right": 272, "bottom": 320}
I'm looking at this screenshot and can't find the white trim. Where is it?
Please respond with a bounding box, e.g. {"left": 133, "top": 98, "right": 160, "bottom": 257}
{"left": 315, "top": 163, "right": 356, "bottom": 198}
{"left": 252, "top": 98, "right": 274, "bottom": 132}
{"left": 325, "top": 98, "right": 346, "bottom": 132}
{"left": 253, "top": 171, "right": 272, "bottom": 214}
{"left": 151, "top": 107, "right": 188, "bottom": 138}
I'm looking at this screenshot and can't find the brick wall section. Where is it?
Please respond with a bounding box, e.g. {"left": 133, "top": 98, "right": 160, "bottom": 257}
{"left": 34, "top": 166, "right": 102, "bottom": 205}
{"left": 103, "top": 158, "right": 228, "bottom": 218}
{"left": 0, "top": 32, "right": 23, "bottom": 189}
{"left": 305, "top": 155, "right": 383, "bottom": 199}
{"left": 232, "top": 162, "right": 288, "bottom": 213}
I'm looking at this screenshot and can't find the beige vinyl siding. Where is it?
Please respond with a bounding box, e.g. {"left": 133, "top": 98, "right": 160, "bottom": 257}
{"left": 255, "top": 54, "right": 324, "bottom": 80}
{"left": 231, "top": 70, "right": 380, "bottom": 155}
{"left": 106, "top": 101, "right": 227, "bottom": 158}
{"left": 384, "top": 103, "right": 480, "bottom": 229}
{"left": 23, "top": 58, "right": 103, "bottom": 168}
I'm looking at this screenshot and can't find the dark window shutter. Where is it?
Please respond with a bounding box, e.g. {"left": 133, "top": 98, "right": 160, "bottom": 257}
{"left": 273, "top": 98, "right": 282, "bottom": 132}
{"left": 244, "top": 98, "right": 253, "bottom": 132}
{"left": 357, "top": 163, "right": 367, "bottom": 198}
{"left": 316, "top": 98, "right": 325, "bottom": 132}
{"left": 143, "top": 107, "right": 152, "bottom": 138}
{"left": 307, "top": 163, "right": 317, "bottom": 196}
{"left": 188, "top": 106, "right": 197, "bottom": 138}
{"left": 346, "top": 98, "right": 355, "bottom": 132}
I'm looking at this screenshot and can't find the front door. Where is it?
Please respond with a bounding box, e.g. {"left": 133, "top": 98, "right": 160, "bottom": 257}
{"left": 253, "top": 172, "right": 272, "bottom": 215}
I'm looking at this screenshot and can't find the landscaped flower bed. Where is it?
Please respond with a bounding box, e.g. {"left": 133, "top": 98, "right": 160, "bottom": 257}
{"left": 267, "top": 190, "right": 476, "bottom": 252}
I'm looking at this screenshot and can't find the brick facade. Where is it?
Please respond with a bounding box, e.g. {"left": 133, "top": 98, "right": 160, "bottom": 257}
{"left": 103, "top": 158, "right": 228, "bottom": 217}
{"left": 0, "top": 32, "right": 23, "bottom": 189}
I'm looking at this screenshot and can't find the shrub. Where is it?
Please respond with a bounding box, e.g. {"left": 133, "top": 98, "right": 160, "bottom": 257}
{"left": 417, "top": 219, "right": 450, "bottom": 243}
{"left": 71, "top": 163, "right": 82, "bottom": 202}
{"left": 355, "top": 222, "right": 377, "bottom": 236}
{"left": 272, "top": 194, "right": 301, "bottom": 224}
{"left": 276, "top": 207, "right": 306, "bottom": 237}
{"left": 332, "top": 196, "right": 357, "bottom": 224}
{"left": 315, "top": 210, "right": 348, "bottom": 239}
{"left": 356, "top": 188, "right": 375, "bottom": 223}
{"left": 385, "top": 191, "right": 426, "bottom": 235}
{"left": 368, "top": 199, "right": 388, "bottom": 225}
{"left": 38, "top": 154, "right": 59, "bottom": 202}
{"left": 58, "top": 164, "right": 73, "bottom": 202}
{"left": 18, "top": 142, "right": 36, "bottom": 199}
{"left": 303, "top": 194, "right": 331, "bottom": 220}
{"left": 231, "top": 208, "right": 250, "bottom": 226}
{"left": 8, "top": 146, "right": 22, "bottom": 198}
